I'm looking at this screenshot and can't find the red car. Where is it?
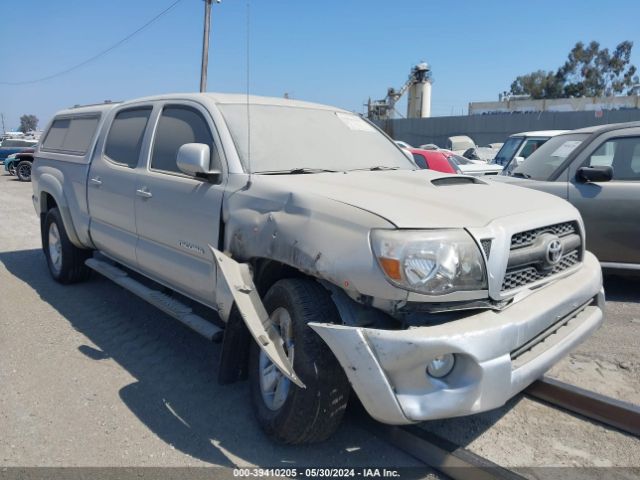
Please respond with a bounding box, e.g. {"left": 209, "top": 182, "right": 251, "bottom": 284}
{"left": 409, "top": 148, "right": 461, "bottom": 174}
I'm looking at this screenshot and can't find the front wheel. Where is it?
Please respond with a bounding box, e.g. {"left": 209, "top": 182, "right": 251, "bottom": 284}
{"left": 16, "top": 160, "right": 32, "bottom": 181}
{"left": 249, "top": 279, "right": 350, "bottom": 444}
{"left": 43, "top": 208, "right": 92, "bottom": 284}
{"left": 7, "top": 163, "right": 16, "bottom": 175}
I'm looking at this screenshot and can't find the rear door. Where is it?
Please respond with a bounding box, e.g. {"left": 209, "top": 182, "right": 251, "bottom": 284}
{"left": 87, "top": 105, "right": 153, "bottom": 266}
{"left": 134, "top": 101, "right": 226, "bottom": 307}
{"left": 568, "top": 131, "right": 640, "bottom": 265}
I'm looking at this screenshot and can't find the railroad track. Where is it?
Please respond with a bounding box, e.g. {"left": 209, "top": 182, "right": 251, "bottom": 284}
{"left": 525, "top": 376, "right": 640, "bottom": 437}
{"left": 367, "top": 376, "right": 640, "bottom": 480}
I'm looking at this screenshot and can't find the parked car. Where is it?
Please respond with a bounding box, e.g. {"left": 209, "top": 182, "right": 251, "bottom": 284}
{"left": 409, "top": 148, "right": 459, "bottom": 174}
{"left": 446, "top": 136, "right": 498, "bottom": 163}
{"left": 3, "top": 153, "right": 17, "bottom": 175}
{"left": 0, "top": 138, "right": 38, "bottom": 164}
{"left": 446, "top": 135, "right": 475, "bottom": 153}
{"left": 431, "top": 149, "right": 503, "bottom": 175}
{"left": 449, "top": 152, "right": 503, "bottom": 176}
{"left": 394, "top": 140, "right": 413, "bottom": 149}
{"left": 33, "top": 93, "right": 603, "bottom": 443}
{"left": 494, "top": 122, "right": 640, "bottom": 269}
{"left": 493, "top": 130, "right": 568, "bottom": 171}
{"left": 4, "top": 147, "right": 36, "bottom": 181}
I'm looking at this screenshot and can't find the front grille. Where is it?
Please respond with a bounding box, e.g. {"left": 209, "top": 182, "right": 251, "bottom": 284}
{"left": 502, "top": 221, "right": 581, "bottom": 292}
{"left": 502, "top": 251, "right": 580, "bottom": 290}
{"left": 510, "top": 221, "right": 576, "bottom": 249}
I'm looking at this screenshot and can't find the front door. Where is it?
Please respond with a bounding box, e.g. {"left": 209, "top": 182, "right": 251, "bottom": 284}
{"left": 134, "top": 102, "right": 226, "bottom": 307}
{"left": 568, "top": 134, "right": 640, "bottom": 265}
{"left": 87, "top": 106, "right": 153, "bottom": 266}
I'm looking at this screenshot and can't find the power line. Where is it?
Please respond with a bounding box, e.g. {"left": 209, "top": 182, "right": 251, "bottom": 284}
{"left": 0, "top": 0, "right": 184, "bottom": 86}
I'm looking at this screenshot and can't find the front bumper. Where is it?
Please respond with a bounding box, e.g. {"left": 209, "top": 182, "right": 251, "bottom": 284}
{"left": 310, "top": 251, "right": 604, "bottom": 425}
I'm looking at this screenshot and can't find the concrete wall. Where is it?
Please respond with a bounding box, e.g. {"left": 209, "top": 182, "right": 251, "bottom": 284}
{"left": 376, "top": 109, "right": 640, "bottom": 148}
{"left": 469, "top": 95, "right": 640, "bottom": 115}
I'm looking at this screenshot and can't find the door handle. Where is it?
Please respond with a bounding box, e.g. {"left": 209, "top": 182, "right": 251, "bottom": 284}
{"left": 136, "top": 187, "right": 153, "bottom": 199}
{"left": 90, "top": 177, "right": 102, "bottom": 186}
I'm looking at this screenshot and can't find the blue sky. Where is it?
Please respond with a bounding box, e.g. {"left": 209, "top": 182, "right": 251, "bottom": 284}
{"left": 1, "top": 0, "right": 639, "bottom": 131}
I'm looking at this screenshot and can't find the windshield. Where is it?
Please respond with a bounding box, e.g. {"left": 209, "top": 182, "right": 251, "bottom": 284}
{"left": 1, "top": 139, "right": 36, "bottom": 148}
{"left": 492, "top": 137, "right": 523, "bottom": 165}
{"left": 219, "top": 104, "right": 415, "bottom": 173}
{"left": 512, "top": 133, "right": 588, "bottom": 180}
{"left": 449, "top": 154, "right": 473, "bottom": 165}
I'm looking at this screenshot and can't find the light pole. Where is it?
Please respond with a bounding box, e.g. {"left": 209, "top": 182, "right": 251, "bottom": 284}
{"left": 200, "top": 0, "right": 220, "bottom": 92}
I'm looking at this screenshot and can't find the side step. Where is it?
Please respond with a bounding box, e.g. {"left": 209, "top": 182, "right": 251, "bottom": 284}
{"left": 85, "top": 258, "right": 223, "bottom": 342}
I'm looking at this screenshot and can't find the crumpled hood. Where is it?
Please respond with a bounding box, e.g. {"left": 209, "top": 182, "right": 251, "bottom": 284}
{"left": 254, "top": 169, "right": 577, "bottom": 228}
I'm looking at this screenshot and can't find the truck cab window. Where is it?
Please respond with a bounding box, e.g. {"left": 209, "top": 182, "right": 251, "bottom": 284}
{"left": 105, "top": 107, "right": 152, "bottom": 168}
{"left": 151, "top": 106, "right": 215, "bottom": 174}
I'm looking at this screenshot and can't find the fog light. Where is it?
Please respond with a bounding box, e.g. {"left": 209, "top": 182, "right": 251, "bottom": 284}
{"left": 427, "top": 354, "right": 455, "bottom": 378}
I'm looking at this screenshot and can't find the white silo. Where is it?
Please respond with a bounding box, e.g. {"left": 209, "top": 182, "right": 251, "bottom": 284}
{"left": 407, "top": 63, "right": 432, "bottom": 118}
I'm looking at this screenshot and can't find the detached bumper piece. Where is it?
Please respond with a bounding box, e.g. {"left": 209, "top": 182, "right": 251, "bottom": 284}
{"left": 310, "top": 252, "right": 604, "bottom": 425}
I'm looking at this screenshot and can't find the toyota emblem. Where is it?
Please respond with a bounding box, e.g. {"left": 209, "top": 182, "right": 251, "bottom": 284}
{"left": 546, "top": 239, "right": 563, "bottom": 265}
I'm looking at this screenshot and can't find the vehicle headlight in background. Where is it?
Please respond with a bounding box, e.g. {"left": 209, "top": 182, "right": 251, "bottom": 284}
{"left": 371, "top": 229, "right": 487, "bottom": 295}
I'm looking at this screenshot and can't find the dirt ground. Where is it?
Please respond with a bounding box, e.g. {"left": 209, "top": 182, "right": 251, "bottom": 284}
{"left": 1, "top": 173, "right": 638, "bottom": 473}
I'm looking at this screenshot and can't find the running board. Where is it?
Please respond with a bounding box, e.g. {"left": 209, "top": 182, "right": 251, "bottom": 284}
{"left": 85, "top": 258, "right": 223, "bottom": 342}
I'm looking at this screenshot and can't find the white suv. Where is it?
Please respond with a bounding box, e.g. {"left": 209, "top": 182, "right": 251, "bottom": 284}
{"left": 493, "top": 130, "right": 568, "bottom": 174}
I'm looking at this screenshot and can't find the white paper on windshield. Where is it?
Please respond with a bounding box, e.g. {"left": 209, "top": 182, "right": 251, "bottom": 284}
{"left": 335, "top": 112, "right": 376, "bottom": 132}
{"left": 551, "top": 140, "right": 582, "bottom": 158}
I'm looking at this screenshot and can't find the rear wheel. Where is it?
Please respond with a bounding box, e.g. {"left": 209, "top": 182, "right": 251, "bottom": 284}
{"left": 249, "top": 278, "right": 350, "bottom": 444}
{"left": 7, "top": 163, "right": 16, "bottom": 175}
{"left": 16, "top": 160, "right": 32, "bottom": 181}
{"left": 43, "top": 207, "right": 92, "bottom": 284}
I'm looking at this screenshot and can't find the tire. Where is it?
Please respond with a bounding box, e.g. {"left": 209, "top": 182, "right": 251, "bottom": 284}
{"left": 7, "top": 163, "right": 16, "bottom": 175}
{"left": 43, "top": 207, "right": 92, "bottom": 284}
{"left": 15, "top": 160, "right": 32, "bottom": 182}
{"left": 249, "top": 278, "right": 350, "bottom": 444}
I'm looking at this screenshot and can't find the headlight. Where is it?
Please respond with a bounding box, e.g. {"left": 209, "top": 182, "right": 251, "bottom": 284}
{"left": 371, "top": 229, "right": 487, "bottom": 295}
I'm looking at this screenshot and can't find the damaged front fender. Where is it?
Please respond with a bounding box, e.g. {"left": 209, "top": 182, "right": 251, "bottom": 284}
{"left": 210, "top": 246, "right": 305, "bottom": 388}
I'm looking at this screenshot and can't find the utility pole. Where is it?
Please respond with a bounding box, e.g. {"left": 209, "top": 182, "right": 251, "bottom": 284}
{"left": 200, "top": 0, "right": 220, "bottom": 92}
{"left": 1, "top": 113, "right": 5, "bottom": 134}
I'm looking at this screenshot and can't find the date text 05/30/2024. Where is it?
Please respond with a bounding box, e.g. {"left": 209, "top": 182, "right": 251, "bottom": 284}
{"left": 233, "top": 468, "right": 401, "bottom": 478}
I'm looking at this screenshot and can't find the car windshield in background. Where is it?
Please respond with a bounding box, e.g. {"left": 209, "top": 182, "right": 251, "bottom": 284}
{"left": 1, "top": 140, "right": 36, "bottom": 148}
{"left": 492, "top": 137, "right": 523, "bottom": 165}
{"left": 219, "top": 104, "right": 415, "bottom": 173}
{"left": 513, "top": 133, "right": 589, "bottom": 180}
{"left": 449, "top": 154, "right": 473, "bottom": 165}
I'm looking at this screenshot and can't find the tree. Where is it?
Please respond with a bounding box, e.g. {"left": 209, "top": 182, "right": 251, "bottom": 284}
{"left": 559, "top": 41, "right": 638, "bottom": 97}
{"left": 508, "top": 41, "right": 639, "bottom": 99}
{"left": 19, "top": 114, "right": 38, "bottom": 133}
{"left": 510, "top": 70, "right": 564, "bottom": 99}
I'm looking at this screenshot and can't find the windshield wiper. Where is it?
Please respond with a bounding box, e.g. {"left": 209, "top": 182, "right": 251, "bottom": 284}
{"left": 348, "top": 166, "right": 401, "bottom": 172}
{"left": 255, "top": 168, "right": 340, "bottom": 175}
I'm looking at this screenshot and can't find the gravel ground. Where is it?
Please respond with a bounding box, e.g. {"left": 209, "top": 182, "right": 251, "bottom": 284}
{"left": 547, "top": 275, "right": 640, "bottom": 405}
{"left": 1, "top": 173, "right": 638, "bottom": 472}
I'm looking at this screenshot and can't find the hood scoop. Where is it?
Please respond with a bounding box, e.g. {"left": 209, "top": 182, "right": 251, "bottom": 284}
{"left": 431, "top": 176, "right": 486, "bottom": 186}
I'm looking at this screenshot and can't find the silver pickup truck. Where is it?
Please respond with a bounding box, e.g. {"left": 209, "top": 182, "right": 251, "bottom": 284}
{"left": 32, "top": 93, "right": 604, "bottom": 444}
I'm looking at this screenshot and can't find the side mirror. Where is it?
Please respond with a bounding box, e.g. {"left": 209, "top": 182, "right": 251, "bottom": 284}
{"left": 177, "top": 143, "right": 220, "bottom": 180}
{"left": 577, "top": 165, "right": 613, "bottom": 183}
{"left": 514, "top": 156, "right": 525, "bottom": 166}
